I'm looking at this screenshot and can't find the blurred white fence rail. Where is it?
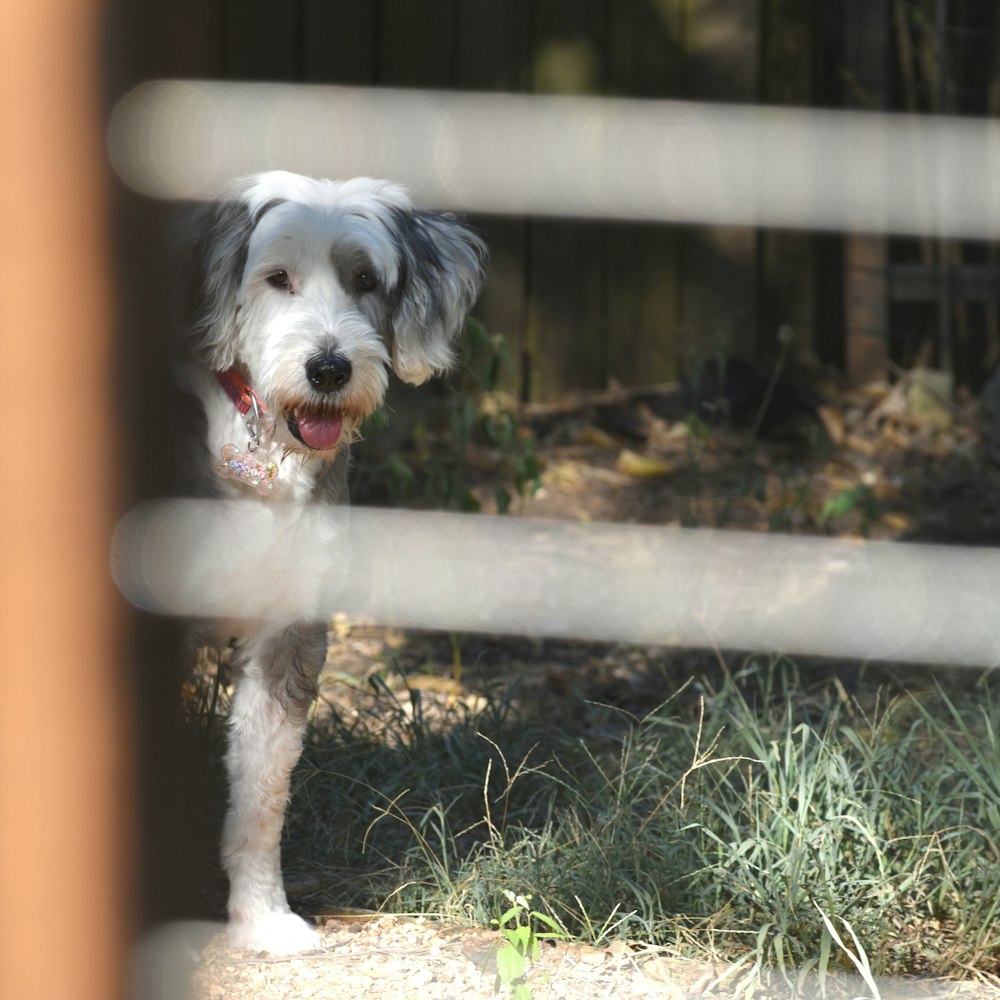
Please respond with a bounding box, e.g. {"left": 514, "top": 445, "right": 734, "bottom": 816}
{"left": 110, "top": 82, "right": 1000, "bottom": 668}
{"left": 110, "top": 81, "right": 1000, "bottom": 238}
{"left": 114, "top": 502, "right": 1000, "bottom": 667}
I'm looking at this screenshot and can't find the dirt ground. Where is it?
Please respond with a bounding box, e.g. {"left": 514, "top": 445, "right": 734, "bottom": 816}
{"left": 168, "top": 364, "right": 1000, "bottom": 999}
{"left": 156, "top": 915, "right": 997, "bottom": 1000}
{"left": 506, "top": 366, "right": 1000, "bottom": 543}
{"left": 167, "top": 916, "right": 714, "bottom": 999}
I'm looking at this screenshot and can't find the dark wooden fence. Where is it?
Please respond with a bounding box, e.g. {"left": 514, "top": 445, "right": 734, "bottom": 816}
{"left": 116, "top": 0, "right": 1000, "bottom": 399}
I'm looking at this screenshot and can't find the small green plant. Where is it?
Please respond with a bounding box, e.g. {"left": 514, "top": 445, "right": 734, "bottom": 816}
{"left": 819, "top": 483, "right": 879, "bottom": 536}
{"left": 462, "top": 318, "right": 541, "bottom": 512}
{"left": 681, "top": 351, "right": 724, "bottom": 462}
{"left": 491, "top": 890, "right": 568, "bottom": 999}
{"left": 356, "top": 318, "right": 540, "bottom": 512}
{"left": 750, "top": 324, "right": 795, "bottom": 440}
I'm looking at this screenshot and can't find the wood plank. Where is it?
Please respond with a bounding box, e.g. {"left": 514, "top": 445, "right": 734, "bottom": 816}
{"left": 985, "top": 0, "right": 1000, "bottom": 364}
{"left": 525, "top": 0, "right": 606, "bottom": 399}
{"left": 527, "top": 219, "right": 607, "bottom": 399}
{"left": 378, "top": 0, "right": 458, "bottom": 87}
{"left": 455, "top": 0, "right": 533, "bottom": 396}
{"left": 678, "top": 0, "right": 761, "bottom": 367}
{"left": 890, "top": 264, "right": 1000, "bottom": 303}
{"left": 758, "top": 1, "right": 817, "bottom": 360}
{"left": 604, "top": 1, "right": 683, "bottom": 385}
{"left": 109, "top": 0, "right": 226, "bottom": 83}
{"left": 845, "top": 233, "right": 889, "bottom": 383}
{"left": 604, "top": 226, "right": 680, "bottom": 385}
{"left": 842, "top": 0, "right": 890, "bottom": 384}
{"left": 223, "top": 0, "right": 301, "bottom": 80}
{"left": 682, "top": 0, "right": 761, "bottom": 103}
{"left": 301, "top": 0, "right": 379, "bottom": 84}
{"left": 456, "top": 0, "right": 531, "bottom": 91}
{"left": 531, "top": 0, "right": 604, "bottom": 95}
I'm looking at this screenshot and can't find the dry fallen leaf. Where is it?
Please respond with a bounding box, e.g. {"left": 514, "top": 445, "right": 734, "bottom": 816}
{"left": 905, "top": 376, "right": 953, "bottom": 430}
{"left": 615, "top": 450, "right": 671, "bottom": 478}
{"left": 575, "top": 424, "right": 618, "bottom": 448}
{"left": 879, "top": 512, "right": 915, "bottom": 534}
{"left": 544, "top": 460, "right": 586, "bottom": 492}
{"left": 817, "top": 405, "right": 846, "bottom": 445}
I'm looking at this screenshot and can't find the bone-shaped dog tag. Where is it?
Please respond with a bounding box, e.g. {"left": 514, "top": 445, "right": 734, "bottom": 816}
{"left": 216, "top": 444, "right": 278, "bottom": 495}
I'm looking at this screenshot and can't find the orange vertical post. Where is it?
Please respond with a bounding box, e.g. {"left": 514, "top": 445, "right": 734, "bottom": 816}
{"left": 0, "top": 3, "right": 132, "bottom": 1000}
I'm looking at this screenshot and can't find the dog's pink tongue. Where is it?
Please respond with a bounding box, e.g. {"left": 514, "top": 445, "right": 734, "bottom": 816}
{"left": 296, "top": 411, "right": 343, "bottom": 450}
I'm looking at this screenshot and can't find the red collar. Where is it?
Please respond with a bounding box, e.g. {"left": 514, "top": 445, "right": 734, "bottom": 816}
{"left": 215, "top": 368, "right": 269, "bottom": 418}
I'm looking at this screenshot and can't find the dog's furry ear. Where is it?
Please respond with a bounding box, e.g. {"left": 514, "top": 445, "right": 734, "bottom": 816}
{"left": 180, "top": 193, "right": 260, "bottom": 371}
{"left": 389, "top": 211, "right": 487, "bottom": 385}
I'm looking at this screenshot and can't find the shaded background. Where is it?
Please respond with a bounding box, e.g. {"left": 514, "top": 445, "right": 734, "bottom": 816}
{"left": 95, "top": 2, "right": 1000, "bottom": 995}
{"left": 110, "top": 0, "right": 1000, "bottom": 398}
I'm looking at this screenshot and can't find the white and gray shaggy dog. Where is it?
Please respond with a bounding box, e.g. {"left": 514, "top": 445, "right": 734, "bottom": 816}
{"left": 180, "top": 170, "right": 486, "bottom": 954}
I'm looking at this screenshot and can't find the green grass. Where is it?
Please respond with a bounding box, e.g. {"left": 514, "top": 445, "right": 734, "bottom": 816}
{"left": 278, "top": 656, "right": 1000, "bottom": 993}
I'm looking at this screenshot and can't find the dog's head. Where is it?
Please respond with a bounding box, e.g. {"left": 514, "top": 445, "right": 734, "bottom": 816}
{"left": 184, "top": 171, "right": 486, "bottom": 451}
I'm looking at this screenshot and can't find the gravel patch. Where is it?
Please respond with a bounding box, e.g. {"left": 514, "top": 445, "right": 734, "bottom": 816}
{"left": 138, "top": 916, "right": 710, "bottom": 999}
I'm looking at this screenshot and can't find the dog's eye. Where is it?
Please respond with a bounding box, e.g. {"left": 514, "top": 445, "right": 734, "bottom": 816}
{"left": 354, "top": 268, "right": 377, "bottom": 293}
{"left": 267, "top": 270, "right": 291, "bottom": 291}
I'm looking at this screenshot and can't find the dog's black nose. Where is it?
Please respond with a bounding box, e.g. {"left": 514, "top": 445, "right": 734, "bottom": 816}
{"left": 305, "top": 352, "right": 353, "bottom": 394}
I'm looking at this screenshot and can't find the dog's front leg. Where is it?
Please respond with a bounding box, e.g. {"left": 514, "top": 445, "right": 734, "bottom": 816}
{"left": 221, "top": 624, "right": 325, "bottom": 954}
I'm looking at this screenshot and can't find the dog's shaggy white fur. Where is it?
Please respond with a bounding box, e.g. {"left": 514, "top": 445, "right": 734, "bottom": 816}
{"left": 181, "top": 171, "right": 486, "bottom": 954}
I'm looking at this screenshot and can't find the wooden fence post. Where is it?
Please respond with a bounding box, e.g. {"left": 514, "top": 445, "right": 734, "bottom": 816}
{"left": 680, "top": 0, "right": 761, "bottom": 366}
{"left": 759, "top": 1, "right": 820, "bottom": 359}
{"left": 0, "top": 2, "right": 131, "bottom": 998}
{"left": 524, "top": 0, "right": 608, "bottom": 399}
{"left": 456, "top": 0, "right": 533, "bottom": 397}
{"left": 605, "top": 1, "right": 684, "bottom": 386}
{"left": 843, "top": 0, "right": 890, "bottom": 385}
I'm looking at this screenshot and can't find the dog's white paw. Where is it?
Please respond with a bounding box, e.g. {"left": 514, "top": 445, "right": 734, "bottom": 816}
{"left": 228, "top": 911, "right": 321, "bottom": 955}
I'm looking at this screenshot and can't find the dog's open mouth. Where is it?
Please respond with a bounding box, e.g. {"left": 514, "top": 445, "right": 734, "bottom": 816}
{"left": 286, "top": 408, "right": 344, "bottom": 450}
